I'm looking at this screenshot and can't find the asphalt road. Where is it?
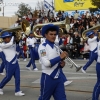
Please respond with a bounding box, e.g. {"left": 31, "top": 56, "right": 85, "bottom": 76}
{"left": 0, "top": 58, "right": 99, "bottom": 100}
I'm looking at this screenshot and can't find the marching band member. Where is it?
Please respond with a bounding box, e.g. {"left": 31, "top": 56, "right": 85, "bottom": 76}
{"left": 81, "top": 30, "right": 98, "bottom": 73}
{"left": 0, "top": 47, "right": 5, "bottom": 75}
{"left": 92, "top": 34, "right": 100, "bottom": 100}
{"left": 38, "top": 24, "right": 67, "bottom": 100}
{"left": 0, "top": 29, "right": 5, "bottom": 75}
{"left": 17, "top": 39, "right": 26, "bottom": 61}
{"left": 0, "top": 32, "right": 25, "bottom": 96}
{"left": 55, "top": 35, "right": 73, "bottom": 86}
{"left": 40, "top": 37, "right": 46, "bottom": 44}
{"left": 26, "top": 31, "right": 38, "bottom": 71}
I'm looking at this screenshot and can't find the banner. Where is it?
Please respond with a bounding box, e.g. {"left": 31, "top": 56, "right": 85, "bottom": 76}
{"left": 54, "top": 0, "right": 96, "bottom": 11}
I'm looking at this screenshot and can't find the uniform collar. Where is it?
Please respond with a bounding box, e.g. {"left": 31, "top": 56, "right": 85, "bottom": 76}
{"left": 46, "top": 39, "right": 54, "bottom": 48}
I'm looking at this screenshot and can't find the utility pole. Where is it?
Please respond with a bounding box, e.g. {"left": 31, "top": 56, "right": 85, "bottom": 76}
{"left": 0, "top": 0, "right": 4, "bottom": 16}
{"left": 2, "top": 4, "right": 4, "bottom": 16}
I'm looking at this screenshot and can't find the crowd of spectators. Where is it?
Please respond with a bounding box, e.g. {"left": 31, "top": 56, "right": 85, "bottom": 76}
{"left": 15, "top": 9, "right": 100, "bottom": 59}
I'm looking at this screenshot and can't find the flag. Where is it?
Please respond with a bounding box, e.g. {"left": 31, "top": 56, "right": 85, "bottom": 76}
{"left": 44, "top": 0, "right": 54, "bottom": 11}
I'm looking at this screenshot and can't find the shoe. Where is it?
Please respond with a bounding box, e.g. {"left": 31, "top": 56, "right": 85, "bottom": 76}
{"left": 81, "top": 67, "right": 86, "bottom": 73}
{"left": 23, "top": 59, "right": 27, "bottom": 61}
{"left": 15, "top": 91, "right": 25, "bottom": 96}
{"left": 0, "top": 72, "right": 5, "bottom": 75}
{"left": 0, "top": 89, "right": 3, "bottom": 95}
{"left": 26, "top": 67, "right": 32, "bottom": 71}
{"left": 64, "top": 81, "right": 73, "bottom": 86}
{"left": 33, "top": 68, "right": 38, "bottom": 71}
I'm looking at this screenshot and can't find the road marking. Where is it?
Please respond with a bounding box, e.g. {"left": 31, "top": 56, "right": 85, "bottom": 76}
{"left": 32, "top": 79, "right": 40, "bottom": 83}
{"left": 32, "top": 76, "right": 96, "bottom": 83}
{"left": 20, "top": 69, "right": 96, "bottom": 76}
{"left": 68, "top": 77, "right": 96, "bottom": 79}
{"left": 5, "top": 84, "right": 93, "bottom": 94}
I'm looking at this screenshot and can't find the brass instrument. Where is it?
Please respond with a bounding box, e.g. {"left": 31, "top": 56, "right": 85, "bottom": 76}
{"left": 0, "top": 38, "right": 3, "bottom": 43}
{"left": 33, "top": 16, "right": 70, "bottom": 38}
{"left": 82, "top": 24, "right": 100, "bottom": 40}
{"left": 59, "top": 48, "right": 82, "bottom": 72}
{"left": 0, "top": 19, "right": 30, "bottom": 42}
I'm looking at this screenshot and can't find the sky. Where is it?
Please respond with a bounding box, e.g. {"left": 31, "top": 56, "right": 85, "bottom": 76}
{"left": 0, "top": 0, "right": 53, "bottom": 17}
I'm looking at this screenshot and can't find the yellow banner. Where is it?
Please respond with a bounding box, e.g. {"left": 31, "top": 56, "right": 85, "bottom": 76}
{"left": 54, "top": 0, "right": 96, "bottom": 11}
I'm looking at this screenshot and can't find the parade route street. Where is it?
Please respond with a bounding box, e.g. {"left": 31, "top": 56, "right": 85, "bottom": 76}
{"left": 0, "top": 59, "right": 98, "bottom": 100}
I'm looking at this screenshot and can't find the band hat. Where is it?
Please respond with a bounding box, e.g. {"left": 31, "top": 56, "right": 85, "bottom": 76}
{"left": 41, "top": 24, "right": 59, "bottom": 37}
{"left": 86, "top": 31, "right": 94, "bottom": 37}
{"left": 1, "top": 32, "right": 12, "bottom": 38}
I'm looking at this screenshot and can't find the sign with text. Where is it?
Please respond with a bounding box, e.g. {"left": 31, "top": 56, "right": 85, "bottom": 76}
{"left": 54, "top": 0, "right": 96, "bottom": 11}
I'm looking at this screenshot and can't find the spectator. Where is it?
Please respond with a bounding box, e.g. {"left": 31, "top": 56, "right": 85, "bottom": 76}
{"left": 74, "top": 10, "right": 80, "bottom": 20}
{"left": 27, "top": 10, "right": 33, "bottom": 21}
{"left": 49, "top": 17, "right": 57, "bottom": 22}
{"left": 62, "top": 11, "right": 66, "bottom": 20}
{"left": 43, "top": 16, "right": 49, "bottom": 23}
{"left": 57, "top": 10, "right": 63, "bottom": 21}
{"left": 82, "top": 41, "right": 90, "bottom": 60}
{"left": 85, "top": 11, "right": 90, "bottom": 18}
{"left": 73, "top": 32, "right": 81, "bottom": 58}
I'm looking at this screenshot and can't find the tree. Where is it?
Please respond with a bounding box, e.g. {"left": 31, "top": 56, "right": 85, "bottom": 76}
{"left": 89, "top": 0, "right": 100, "bottom": 13}
{"left": 36, "top": 1, "right": 44, "bottom": 11}
{"left": 15, "top": 3, "right": 32, "bottom": 17}
{"left": 91, "top": 0, "right": 100, "bottom": 8}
